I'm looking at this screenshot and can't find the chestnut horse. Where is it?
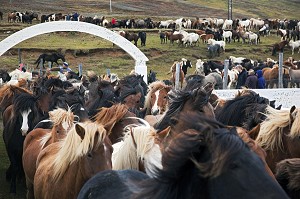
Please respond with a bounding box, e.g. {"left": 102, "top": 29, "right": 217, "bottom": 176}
{"left": 23, "top": 108, "right": 75, "bottom": 199}
{"left": 34, "top": 121, "right": 112, "bottom": 199}
{"left": 144, "top": 81, "right": 171, "bottom": 115}
{"left": 256, "top": 106, "right": 300, "bottom": 173}
{"left": 167, "top": 62, "right": 185, "bottom": 89}
{"left": 263, "top": 65, "right": 289, "bottom": 88}
{"left": 200, "top": 33, "right": 214, "bottom": 43}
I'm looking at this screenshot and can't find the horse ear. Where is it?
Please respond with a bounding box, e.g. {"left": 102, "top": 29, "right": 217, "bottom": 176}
{"left": 156, "top": 126, "right": 171, "bottom": 142}
{"left": 75, "top": 123, "right": 85, "bottom": 140}
{"left": 289, "top": 106, "right": 297, "bottom": 122}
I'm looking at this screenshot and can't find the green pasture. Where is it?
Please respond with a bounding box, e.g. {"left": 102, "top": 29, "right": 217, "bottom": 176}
{"left": 1, "top": 29, "right": 300, "bottom": 80}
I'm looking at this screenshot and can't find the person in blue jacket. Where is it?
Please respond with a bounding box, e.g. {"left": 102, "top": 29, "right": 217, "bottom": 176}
{"left": 256, "top": 69, "right": 266, "bottom": 89}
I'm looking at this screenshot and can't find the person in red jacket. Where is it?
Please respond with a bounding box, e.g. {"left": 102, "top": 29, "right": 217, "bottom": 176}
{"left": 111, "top": 18, "right": 116, "bottom": 28}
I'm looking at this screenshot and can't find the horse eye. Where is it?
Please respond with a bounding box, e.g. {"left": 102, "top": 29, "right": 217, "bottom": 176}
{"left": 87, "top": 152, "right": 92, "bottom": 158}
{"left": 136, "top": 100, "right": 140, "bottom": 103}
{"left": 164, "top": 96, "right": 167, "bottom": 99}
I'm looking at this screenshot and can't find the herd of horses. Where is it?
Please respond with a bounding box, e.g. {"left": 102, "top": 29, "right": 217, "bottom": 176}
{"left": 1, "top": 65, "right": 300, "bottom": 198}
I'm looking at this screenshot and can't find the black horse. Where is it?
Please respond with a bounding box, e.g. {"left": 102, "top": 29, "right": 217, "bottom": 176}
{"left": 34, "top": 52, "right": 65, "bottom": 68}
{"left": 138, "top": 31, "right": 147, "bottom": 46}
{"left": 147, "top": 70, "right": 157, "bottom": 84}
{"left": 0, "top": 69, "right": 11, "bottom": 83}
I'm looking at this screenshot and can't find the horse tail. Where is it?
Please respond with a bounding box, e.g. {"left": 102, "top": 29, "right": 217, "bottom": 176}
{"left": 34, "top": 55, "right": 41, "bottom": 64}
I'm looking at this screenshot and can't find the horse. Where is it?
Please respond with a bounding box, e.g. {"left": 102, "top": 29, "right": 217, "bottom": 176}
{"left": 289, "top": 40, "right": 300, "bottom": 55}
{"left": 255, "top": 106, "right": 300, "bottom": 172}
{"left": 272, "top": 40, "right": 289, "bottom": 56}
{"left": 138, "top": 31, "right": 147, "bottom": 46}
{"left": 112, "top": 123, "right": 163, "bottom": 177}
{"left": 147, "top": 70, "right": 157, "bottom": 84}
{"left": 208, "top": 44, "right": 221, "bottom": 58}
{"left": 215, "top": 89, "right": 272, "bottom": 130}
{"left": 263, "top": 65, "right": 289, "bottom": 88}
{"left": 93, "top": 103, "right": 144, "bottom": 144}
{"left": 34, "top": 52, "right": 65, "bottom": 68}
{"left": 154, "top": 82, "right": 215, "bottom": 133}
{"left": 124, "top": 32, "right": 139, "bottom": 46}
{"left": 199, "top": 33, "right": 214, "bottom": 43}
{"left": 169, "top": 33, "right": 184, "bottom": 45}
{"left": 276, "top": 158, "right": 300, "bottom": 199}
{"left": 33, "top": 121, "right": 112, "bottom": 199}
{"left": 144, "top": 81, "right": 171, "bottom": 116}
{"left": 22, "top": 108, "right": 75, "bottom": 199}
{"left": 167, "top": 62, "right": 185, "bottom": 89}
{"left": 204, "top": 72, "right": 223, "bottom": 89}
{"left": 288, "top": 67, "right": 300, "bottom": 88}
{"left": 77, "top": 113, "right": 288, "bottom": 199}
{"left": 159, "top": 32, "right": 166, "bottom": 44}
{"left": 207, "top": 38, "right": 226, "bottom": 51}
{"left": 3, "top": 89, "right": 51, "bottom": 194}
{"left": 181, "top": 58, "right": 192, "bottom": 76}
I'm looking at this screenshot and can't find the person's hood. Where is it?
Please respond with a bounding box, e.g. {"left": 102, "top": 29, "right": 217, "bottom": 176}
{"left": 256, "top": 70, "right": 263, "bottom": 78}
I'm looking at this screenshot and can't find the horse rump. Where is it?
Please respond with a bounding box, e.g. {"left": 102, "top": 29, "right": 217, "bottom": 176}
{"left": 138, "top": 31, "right": 147, "bottom": 46}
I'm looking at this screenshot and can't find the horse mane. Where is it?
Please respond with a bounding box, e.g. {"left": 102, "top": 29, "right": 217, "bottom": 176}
{"left": 13, "top": 92, "right": 36, "bottom": 113}
{"left": 144, "top": 81, "right": 168, "bottom": 115}
{"left": 93, "top": 103, "right": 129, "bottom": 131}
{"left": 256, "top": 106, "right": 300, "bottom": 151}
{"left": 135, "top": 114, "right": 245, "bottom": 199}
{"left": 51, "top": 121, "right": 107, "bottom": 182}
{"left": 112, "top": 124, "right": 160, "bottom": 176}
{"left": 40, "top": 107, "right": 75, "bottom": 148}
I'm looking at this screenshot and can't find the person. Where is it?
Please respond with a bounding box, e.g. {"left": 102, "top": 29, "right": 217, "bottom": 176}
{"left": 245, "top": 69, "right": 258, "bottom": 89}
{"left": 48, "top": 62, "right": 72, "bottom": 74}
{"left": 111, "top": 18, "right": 116, "bottom": 28}
{"left": 256, "top": 69, "right": 266, "bottom": 89}
{"left": 235, "top": 65, "right": 247, "bottom": 89}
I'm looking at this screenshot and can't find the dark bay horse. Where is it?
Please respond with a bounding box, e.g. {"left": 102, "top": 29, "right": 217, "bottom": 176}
{"left": 125, "top": 32, "right": 139, "bottom": 46}
{"left": 138, "top": 31, "right": 147, "bottom": 46}
{"left": 272, "top": 40, "right": 289, "bottom": 56}
{"left": 34, "top": 52, "right": 65, "bottom": 68}
{"left": 78, "top": 113, "right": 288, "bottom": 199}
{"left": 3, "top": 90, "right": 51, "bottom": 194}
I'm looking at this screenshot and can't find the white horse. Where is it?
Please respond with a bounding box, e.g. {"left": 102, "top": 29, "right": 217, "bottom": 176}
{"left": 245, "top": 32, "right": 259, "bottom": 45}
{"left": 250, "top": 18, "right": 265, "bottom": 30}
{"left": 207, "top": 38, "right": 226, "bottom": 52}
{"left": 214, "top": 18, "right": 224, "bottom": 28}
{"left": 195, "top": 59, "right": 205, "bottom": 75}
{"left": 183, "top": 19, "right": 192, "bottom": 29}
{"left": 182, "top": 33, "right": 199, "bottom": 46}
{"left": 289, "top": 40, "right": 300, "bottom": 55}
{"left": 229, "top": 56, "right": 246, "bottom": 65}
{"left": 175, "top": 18, "right": 185, "bottom": 30}
{"left": 227, "top": 68, "right": 239, "bottom": 89}
{"left": 159, "top": 20, "right": 174, "bottom": 28}
{"left": 222, "top": 31, "right": 232, "bottom": 43}
{"left": 222, "top": 19, "right": 233, "bottom": 29}
{"left": 239, "top": 19, "right": 251, "bottom": 31}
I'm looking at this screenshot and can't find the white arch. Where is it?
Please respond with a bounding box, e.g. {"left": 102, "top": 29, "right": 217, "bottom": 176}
{"left": 0, "top": 21, "right": 148, "bottom": 82}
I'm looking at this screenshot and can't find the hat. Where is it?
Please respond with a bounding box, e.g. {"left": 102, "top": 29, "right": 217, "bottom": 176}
{"left": 63, "top": 62, "right": 69, "bottom": 67}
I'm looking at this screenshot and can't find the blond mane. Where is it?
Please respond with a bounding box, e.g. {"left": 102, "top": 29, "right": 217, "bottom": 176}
{"left": 40, "top": 107, "right": 75, "bottom": 148}
{"left": 112, "top": 123, "right": 161, "bottom": 176}
{"left": 51, "top": 121, "right": 107, "bottom": 181}
{"left": 144, "top": 81, "right": 168, "bottom": 115}
{"left": 93, "top": 104, "right": 128, "bottom": 128}
{"left": 256, "top": 107, "right": 300, "bottom": 151}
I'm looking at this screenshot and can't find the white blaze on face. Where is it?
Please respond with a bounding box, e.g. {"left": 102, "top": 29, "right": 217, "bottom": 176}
{"left": 151, "top": 90, "right": 160, "bottom": 114}
{"left": 20, "top": 109, "right": 32, "bottom": 136}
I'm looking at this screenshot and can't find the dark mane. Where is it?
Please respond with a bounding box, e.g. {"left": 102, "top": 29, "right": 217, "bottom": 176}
{"left": 13, "top": 93, "right": 36, "bottom": 113}
{"left": 135, "top": 114, "right": 246, "bottom": 199}
{"left": 216, "top": 92, "right": 269, "bottom": 127}
{"left": 154, "top": 88, "right": 209, "bottom": 131}
{"left": 184, "top": 74, "right": 206, "bottom": 91}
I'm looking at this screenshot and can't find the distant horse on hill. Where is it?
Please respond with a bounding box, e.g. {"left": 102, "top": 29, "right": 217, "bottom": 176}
{"left": 34, "top": 53, "right": 65, "bottom": 68}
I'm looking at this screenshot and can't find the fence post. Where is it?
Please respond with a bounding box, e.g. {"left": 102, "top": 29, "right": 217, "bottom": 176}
{"left": 223, "top": 59, "right": 229, "bottom": 89}
{"left": 78, "top": 63, "right": 83, "bottom": 77}
{"left": 175, "top": 62, "right": 180, "bottom": 90}
{"left": 39, "top": 58, "right": 43, "bottom": 77}
{"left": 18, "top": 48, "right": 21, "bottom": 64}
{"left": 278, "top": 52, "right": 283, "bottom": 88}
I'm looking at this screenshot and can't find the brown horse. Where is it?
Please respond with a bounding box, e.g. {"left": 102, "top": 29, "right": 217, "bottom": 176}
{"left": 262, "top": 65, "right": 289, "bottom": 88}
{"left": 272, "top": 40, "right": 289, "bottom": 56}
{"left": 167, "top": 61, "right": 185, "bottom": 89}
{"left": 200, "top": 33, "right": 214, "bottom": 43}
{"left": 34, "top": 121, "right": 112, "bottom": 199}
{"left": 144, "top": 81, "right": 171, "bottom": 115}
{"left": 256, "top": 106, "right": 300, "bottom": 173}
{"left": 8, "top": 12, "right": 17, "bottom": 22}
{"left": 23, "top": 108, "right": 75, "bottom": 199}
{"left": 0, "top": 84, "right": 32, "bottom": 112}
{"left": 169, "top": 33, "right": 184, "bottom": 45}
{"left": 124, "top": 31, "right": 139, "bottom": 46}
{"left": 93, "top": 103, "right": 142, "bottom": 144}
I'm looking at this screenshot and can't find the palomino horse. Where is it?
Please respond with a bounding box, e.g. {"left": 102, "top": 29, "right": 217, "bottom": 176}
{"left": 168, "top": 61, "right": 185, "bottom": 89}
{"left": 3, "top": 89, "right": 51, "bottom": 194}
{"left": 112, "top": 122, "right": 168, "bottom": 177}
{"left": 77, "top": 113, "right": 288, "bottom": 199}
{"left": 34, "top": 122, "right": 112, "bottom": 199}
{"left": 23, "top": 108, "right": 75, "bottom": 199}
{"left": 256, "top": 106, "right": 300, "bottom": 173}
{"left": 144, "top": 81, "right": 171, "bottom": 115}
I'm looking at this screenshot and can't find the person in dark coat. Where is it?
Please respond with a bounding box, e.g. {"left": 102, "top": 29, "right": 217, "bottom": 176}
{"left": 245, "top": 69, "right": 258, "bottom": 89}
{"left": 256, "top": 69, "right": 266, "bottom": 89}
{"left": 235, "top": 65, "right": 247, "bottom": 89}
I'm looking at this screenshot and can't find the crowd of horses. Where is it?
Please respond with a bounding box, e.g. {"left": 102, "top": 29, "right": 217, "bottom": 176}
{"left": 1, "top": 63, "right": 300, "bottom": 198}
